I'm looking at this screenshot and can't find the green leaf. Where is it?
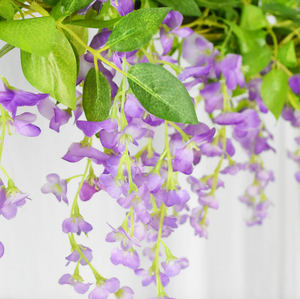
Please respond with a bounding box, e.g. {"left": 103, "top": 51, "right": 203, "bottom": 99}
{"left": 50, "top": 0, "right": 70, "bottom": 20}
{"left": 288, "top": 89, "right": 300, "bottom": 112}
{"left": 0, "top": 17, "right": 56, "bottom": 57}
{"left": 42, "top": 0, "right": 60, "bottom": 5}
{"left": 242, "top": 45, "right": 272, "bottom": 76}
{"left": 156, "top": 0, "right": 202, "bottom": 16}
{"left": 0, "top": 43, "right": 15, "bottom": 59}
{"left": 83, "top": 68, "right": 111, "bottom": 122}
{"left": 0, "top": 0, "right": 15, "bottom": 20}
{"left": 65, "top": 18, "right": 120, "bottom": 29}
{"left": 61, "top": 0, "right": 94, "bottom": 14}
{"left": 195, "top": 0, "right": 242, "bottom": 9}
{"left": 21, "top": 30, "right": 77, "bottom": 110}
{"left": 63, "top": 23, "right": 89, "bottom": 55}
{"left": 127, "top": 63, "right": 198, "bottom": 124}
{"left": 261, "top": 69, "right": 288, "bottom": 119}
{"left": 278, "top": 40, "right": 297, "bottom": 68}
{"left": 107, "top": 8, "right": 170, "bottom": 52}
{"left": 262, "top": 2, "right": 300, "bottom": 24}
{"left": 240, "top": 5, "right": 268, "bottom": 30}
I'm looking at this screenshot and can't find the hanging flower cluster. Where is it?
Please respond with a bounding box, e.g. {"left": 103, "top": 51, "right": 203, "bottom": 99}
{"left": 0, "top": 0, "right": 300, "bottom": 298}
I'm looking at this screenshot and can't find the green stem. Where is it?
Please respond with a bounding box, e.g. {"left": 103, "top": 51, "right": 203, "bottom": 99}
{"left": 154, "top": 203, "right": 167, "bottom": 297}
{"left": 70, "top": 160, "right": 91, "bottom": 216}
{"left": 268, "top": 27, "right": 278, "bottom": 60}
{"left": 0, "top": 44, "right": 15, "bottom": 59}
{"left": 70, "top": 234, "right": 105, "bottom": 281}
{"left": 168, "top": 122, "right": 190, "bottom": 142}
{"left": 0, "top": 165, "right": 11, "bottom": 180}
{"left": 66, "top": 174, "right": 84, "bottom": 184}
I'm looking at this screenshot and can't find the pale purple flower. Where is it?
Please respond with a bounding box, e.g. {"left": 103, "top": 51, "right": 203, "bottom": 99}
{"left": 162, "top": 257, "right": 189, "bottom": 277}
{"left": 198, "top": 194, "right": 219, "bottom": 209}
{"left": 89, "top": 277, "right": 120, "bottom": 299}
{"left": 295, "top": 172, "right": 300, "bottom": 183}
{"left": 200, "top": 82, "right": 225, "bottom": 113}
{"left": 11, "top": 113, "right": 41, "bottom": 137}
{"left": 41, "top": 173, "right": 68, "bottom": 204}
{"left": 0, "top": 187, "right": 29, "bottom": 220}
{"left": 220, "top": 163, "right": 244, "bottom": 175}
{"left": 59, "top": 274, "right": 90, "bottom": 294}
{"left": 190, "top": 206, "right": 209, "bottom": 238}
{"left": 0, "top": 242, "right": 4, "bottom": 258}
{"left": 115, "top": 286, "right": 134, "bottom": 299}
{"left": 62, "top": 216, "right": 93, "bottom": 235}
{"left": 38, "top": 98, "right": 71, "bottom": 132}
{"left": 135, "top": 269, "right": 170, "bottom": 287}
{"left": 65, "top": 246, "right": 93, "bottom": 266}
{"left": 110, "top": 247, "right": 140, "bottom": 269}
{"left": 105, "top": 224, "right": 140, "bottom": 250}
{"left": 246, "top": 78, "right": 268, "bottom": 113}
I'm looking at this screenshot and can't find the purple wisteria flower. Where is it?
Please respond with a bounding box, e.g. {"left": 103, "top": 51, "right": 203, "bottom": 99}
{"left": 59, "top": 274, "right": 90, "bottom": 294}
{"left": 65, "top": 246, "right": 93, "bottom": 266}
{"left": 0, "top": 241, "right": 4, "bottom": 258}
{"left": 162, "top": 257, "right": 189, "bottom": 277}
{"left": 289, "top": 74, "right": 300, "bottom": 94}
{"left": 246, "top": 78, "right": 268, "bottom": 113}
{"left": 41, "top": 173, "right": 68, "bottom": 204}
{"left": 215, "top": 54, "right": 245, "bottom": 90}
{"left": 38, "top": 98, "right": 71, "bottom": 132}
{"left": 11, "top": 112, "right": 41, "bottom": 137}
{"left": 115, "top": 286, "right": 134, "bottom": 299}
{"left": 0, "top": 79, "right": 48, "bottom": 118}
{"left": 79, "top": 178, "right": 103, "bottom": 202}
{"left": 160, "top": 11, "right": 193, "bottom": 55}
{"left": 62, "top": 143, "right": 109, "bottom": 165}
{"left": 105, "top": 224, "right": 140, "bottom": 250}
{"left": 135, "top": 268, "right": 170, "bottom": 287}
{"left": 110, "top": 247, "right": 140, "bottom": 269}
{"left": 0, "top": 180, "right": 29, "bottom": 220}
{"left": 62, "top": 216, "right": 93, "bottom": 235}
{"left": 111, "top": 0, "right": 134, "bottom": 16}
{"left": 89, "top": 278, "right": 120, "bottom": 299}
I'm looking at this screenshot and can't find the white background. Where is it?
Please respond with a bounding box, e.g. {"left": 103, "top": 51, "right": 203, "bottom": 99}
{"left": 0, "top": 34, "right": 300, "bottom": 299}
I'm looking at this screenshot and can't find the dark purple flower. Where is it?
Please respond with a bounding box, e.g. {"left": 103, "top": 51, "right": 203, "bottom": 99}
{"left": 77, "top": 118, "right": 118, "bottom": 137}
{"left": 62, "top": 216, "right": 93, "bottom": 235}
{"left": 0, "top": 79, "right": 48, "bottom": 118}
{"left": 160, "top": 11, "right": 193, "bottom": 55}
{"left": 41, "top": 173, "right": 68, "bottom": 204}
{"left": 59, "top": 274, "right": 90, "bottom": 294}
{"left": 289, "top": 75, "right": 300, "bottom": 94}
{"left": 79, "top": 178, "right": 103, "bottom": 202}
{"left": 111, "top": 0, "right": 134, "bottom": 16}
